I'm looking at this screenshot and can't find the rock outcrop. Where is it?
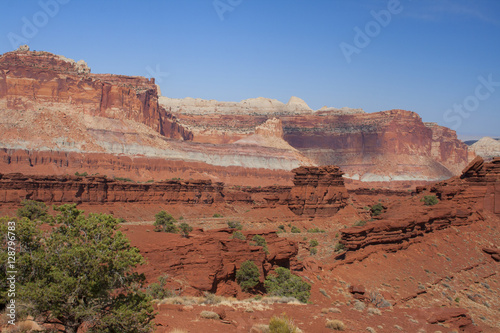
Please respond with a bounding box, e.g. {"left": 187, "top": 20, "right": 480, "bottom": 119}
{"left": 128, "top": 228, "right": 298, "bottom": 295}
{"left": 287, "top": 166, "right": 349, "bottom": 216}
{"left": 338, "top": 157, "right": 500, "bottom": 260}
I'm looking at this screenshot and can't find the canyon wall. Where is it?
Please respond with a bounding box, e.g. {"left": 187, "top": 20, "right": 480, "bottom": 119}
{"left": 0, "top": 165, "right": 350, "bottom": 218}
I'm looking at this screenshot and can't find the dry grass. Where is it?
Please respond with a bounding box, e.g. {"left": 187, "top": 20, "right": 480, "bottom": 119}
{"left": 269, "top": 314, "right": 299, "bottom": 333}
{"left": 199, "top": 310, "right": 220, "bottom": 320}
{"left": 326, "top": 319, "right": 346, "bottom": 331}
{"left": 169, "top": 329, "right": 188, "bottom": 333}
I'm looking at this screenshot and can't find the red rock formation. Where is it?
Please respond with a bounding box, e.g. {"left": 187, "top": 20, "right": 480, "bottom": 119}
{"left": 0, "top": 49, "right": 191, "bottom": 140}
{"left": 0, "top": 173, "right": 224, "bottom": 204}
{"left": 127, "top": 228, "right": 298, "bottom": 295}
{"left": 0, "top": 148, "right": 294, "bottom": 186}
{"left": 287, "top": 166, "right": 349, "bottom": 216}
{"left": 338, "top": 157, "right": 500, "bottom": 261}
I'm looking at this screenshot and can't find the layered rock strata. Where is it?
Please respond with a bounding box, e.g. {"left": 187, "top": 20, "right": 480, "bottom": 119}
{"left": 338, "top": 157, "right": 500, "bottom": 259}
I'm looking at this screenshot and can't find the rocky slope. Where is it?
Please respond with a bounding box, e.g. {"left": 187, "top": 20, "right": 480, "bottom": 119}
{"left": 338, "top": 156, "right": 500, "bottom": 261}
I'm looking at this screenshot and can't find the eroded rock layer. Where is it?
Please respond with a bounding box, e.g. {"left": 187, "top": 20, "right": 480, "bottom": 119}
{"left": 338, "top": 157, "right": 500, "bottom": 261}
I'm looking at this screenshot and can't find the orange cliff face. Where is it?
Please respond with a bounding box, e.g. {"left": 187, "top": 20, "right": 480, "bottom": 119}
{"left": 0, "top": 49, "right": 192, "bottom": 140}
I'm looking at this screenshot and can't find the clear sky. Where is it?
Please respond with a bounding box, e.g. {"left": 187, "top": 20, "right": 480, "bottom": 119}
{"left": 1, "top": 0, "right": 499, "bottom": 139}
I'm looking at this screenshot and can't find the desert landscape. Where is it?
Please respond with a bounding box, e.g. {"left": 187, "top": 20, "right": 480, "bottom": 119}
{"left": 0, "top": 45, "right": 498, "bottom": 333}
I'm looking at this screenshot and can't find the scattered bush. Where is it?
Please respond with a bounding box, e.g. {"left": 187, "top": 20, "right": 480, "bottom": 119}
{"left": 231, "top": 231, "right": 246, "bottom": 240}
{"left": 353, "top": 220, "right": 366, "bottom": 227}
{"left": 146, "top": 275, "right": 176, "bottom": 300}
{"left": 16, "top": 200, "right": 49, "bottom": 222}
{"left": 309, "top": 239, "right": 319, "bottom": 247}
{"left": 421, "top": 195, "right": 439, "bottom": 206}
{"left": 310, "top": 247, "right": 318, "bottom": 255}
{"left": 179, "top": 222, "right": 193, "bottom": 238}
{"left": 290, "top": 226, "right": 301, "bottom": 233}
{"left": 154, "top": 211, "right": 178, "bottom": 233}
{"left": 227, "top": 220, "right": 243, "bottom": 230}
{"left": 278, "top": 225, "right": 285, "bottom": 231}
{"left": 269, "top": 314, "right": 299, "bottom": 333}
{"left": 75, "top": 171, "right": 88, "bottom": 177}
{"left": 326, "top": 319, "right": 345, "bottom": 331}
{"left": 264, "top": 267, "right": 311, "bottom": 303}
{"left": 213, "top": 213, "right": 223, "bottom": 218}
{"left": 114, "top": 176, "right": 134, "bottom": 182}
{"left": 199, "top": 311, "right": 220, "bottom": 320}
{"left": 307, "top": 227, "right": 326, "bottom": 233}
{"left": 334, "top": 242, "right": 345, "bottom": 252}
{"left": 178, "top": 216, "right": 184, "bottom": 220}
{"left": 370, "top": 203, "right": 384, "bottom": 216}
{"left": 252, "top": 235, "right": 269, "bottom": 254}
{"left": 145, "top": 179, "right": 154, "bottom": 183}
{"left": 236, "top": 260, "right": 261, "bottom": 291}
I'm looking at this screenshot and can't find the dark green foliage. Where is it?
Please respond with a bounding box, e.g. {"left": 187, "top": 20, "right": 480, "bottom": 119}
{"left": 146, "top": 275, "right": 175, "bottom": 300}
{"left": 179, "top": 222, "right": 193, "bottom": 238}
{"left": 264, "top": 267, "right": 311, "bottom": 303}
{"left": 353, "top": 220, "right": 367, "bottom": 226}
{"left": 1, "top": 204, "right": 155, "bottom": 333}
{"left": 252, "top": 235, "right": 269, "bottom": 254}
{"left": 74, "top": 171, "right": 88, "bottom": 177}
{"left": 154, "top": 211, "right": 178, "bottom": 233}
{"left": 370, "top": 203, "right": 384, "bottom": 216}
{"left": 16, "top": 199, "right": 49, "bottom": 222}
{"left": 290, "top": 226, "right": 301, "bottom": 233}
{"left": 213, "top": 213, "right": 223, "bottom": 218}
{"left": 227, "top": 220, "right": 243, "bottom": 230}
{"left": 231, "top": 231, "right": 246, "bottom": 240}
{"left": 309, "top": 239, "right": 319, "bottom": 247}
{"left": 307, "top": 227, "right": 326, "bottom": 233}
{"left": 236, "top": 260, "right": 261, "bottom": 291}
{"left": 310, "top": 247, "right": 318, "bottom": 255}
{"left": 278, "top": 225, "right": 285, "bottom": 230}
{"left": 421, "top": 195, "right": 439, "bottom": 206}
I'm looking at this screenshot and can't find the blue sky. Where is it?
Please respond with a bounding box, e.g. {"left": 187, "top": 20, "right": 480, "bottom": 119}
{"left": 1, "top": 0, "right": 499, "bottom": 139}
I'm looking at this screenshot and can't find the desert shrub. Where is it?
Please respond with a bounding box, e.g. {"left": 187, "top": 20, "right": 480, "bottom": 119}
{"left": 16, "top": 200, "right": 49, "bottom": 222}
{"left": 334, "top": 242, "right": 345, "bottom": 252}
{"left": 290, "top": 226, "right": 301, "bottom": 233}
{"left": 231, "top": 231, "right": 246, "bottom": 240}
{"left": 326, "top": 319, "right": 345, "bottom": 331}
{"left": 145, "top": 179, "right": 154, "bottom": 183}
{"left": 369, "top": 291, "right": 392, "bottom": 308}
{"left": 227, "top": 220, "right": 243, "bottom": 230}
{"left": 264, "top": 267, "right": 311, "bottom": 303}
{"left": 154, "top": 211, "right": 178, "bottom": 233}
{"left": 74, "top": 171, "right": 88, "bottom": 177}
{"left": 353, "top": 220, "right": 366, "bottom": 227}
{"left": 179, "top": 222, "right": 193, "bottom": 238}
{"left": 236, "top": 260, "right": 261, "bottom": 291}
{"left": 252, "top": 235, "right": 269, "bottom": 254}
{"left": 146, "top": 275, "right": 175, "bottom": 300}
{"left": 310, "top": 247, "right": 318, "bottom": 255}
{"left": 213, "top": 213, "right": 223, "bottom": 218}
{"left": 307, "top": 227, "right": 326, "bottom": 233}
{"left": 370, "top": 203, "right": 384, "bottom": 216}
{"left": 199, "top": 311, "right": 219, "bottom": 320}
{"left": 269, "top": 314, "right": 298, "bottom": 333}
{"left": 421, "top": 195, "right": 439, "bottom": 206}
{"left": 114, "top": 176, "right": 134, "bottom": 182}
{"left": 309, "top": 239, "right": 319, "bottom": 247}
